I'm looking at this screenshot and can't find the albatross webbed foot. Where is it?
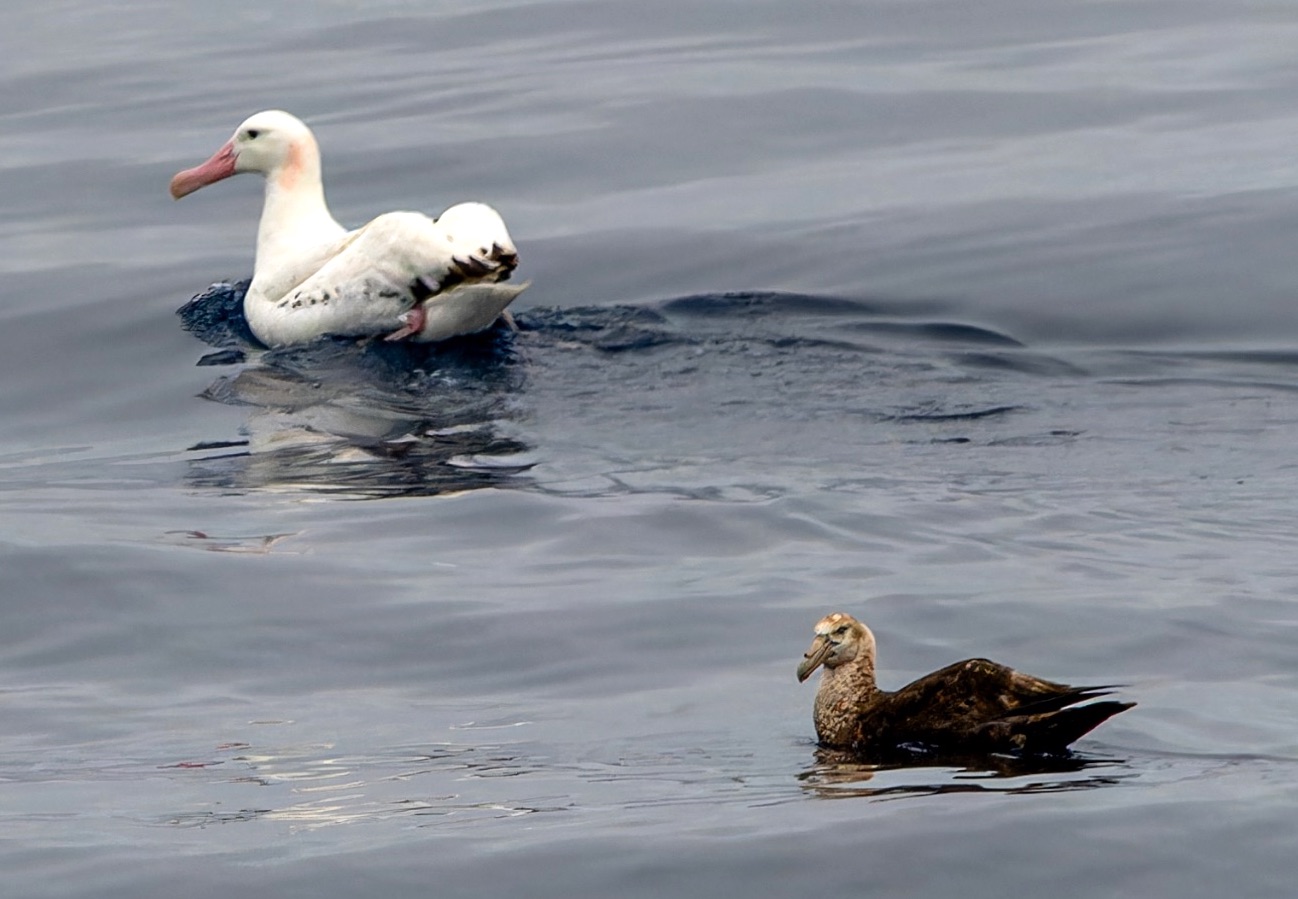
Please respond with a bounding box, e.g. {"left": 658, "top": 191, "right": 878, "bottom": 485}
{"left": 383, "top": 305, "right": 426, "bottom": 342}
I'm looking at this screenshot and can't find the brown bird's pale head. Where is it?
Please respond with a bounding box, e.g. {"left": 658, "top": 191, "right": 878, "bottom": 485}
{"left": 796, "top": 612, "right": 877, "bottom": 682}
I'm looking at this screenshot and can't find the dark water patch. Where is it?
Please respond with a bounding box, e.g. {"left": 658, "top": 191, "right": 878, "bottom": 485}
{"left": 567, "top": 479, "right": 790, "bottom": 503}
{"left": 660, "top": 290, "right": 884, "bottom": 319}
{"left": 186, "top": 439, "right": 248, "bottom": 452}
{"left": 1101, "top": 376, "right": 1298, "bottom": 395}
{"left": 176, "top": 279, "right": 258, "bottom": 349}
{"left": 1121, "top": 348, "right": 1298, "bottom": 369}
{"left": 953, "top": 350, "right": 1088, "bottom": 377}
{"left": 884, "top": 403, "right": 1023, "bottom": 423}
{"left": 986, "top": 430, "right": 1083, "bottom": 447}
{"left": 615, "top": 292, "right": 1026, "bottom": 360}
{"left": 516, "top": 305, "right": 685, "bottom": 352}
{"left": 843, "top": 320, "right": 1024, "bottom": 347}
{"left": 763, "top": 335, "right": 885, "bottom": 354}
{"left": 197, "top": 349, "right": 246, "bottom": 366}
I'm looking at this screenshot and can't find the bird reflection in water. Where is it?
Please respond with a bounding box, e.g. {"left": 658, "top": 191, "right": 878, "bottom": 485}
{"left": 798, "top": 746, "right": 1128, "bottom": 800}
{"left": 180, "top": 284, "right": 533, "bottom": 499}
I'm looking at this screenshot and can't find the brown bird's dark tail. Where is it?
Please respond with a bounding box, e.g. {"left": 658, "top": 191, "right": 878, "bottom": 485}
{"left": 1014, "top": 701, "right": 1135, "bottom": 753}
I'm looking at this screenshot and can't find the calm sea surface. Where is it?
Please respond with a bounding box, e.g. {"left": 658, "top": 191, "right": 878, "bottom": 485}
{"left": 3, "top": 1, "right": 1298, "bottom": 896}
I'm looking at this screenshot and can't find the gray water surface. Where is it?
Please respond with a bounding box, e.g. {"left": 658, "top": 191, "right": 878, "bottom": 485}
{"left": 2, "top": 1, "right": 1298, "bottom": 896}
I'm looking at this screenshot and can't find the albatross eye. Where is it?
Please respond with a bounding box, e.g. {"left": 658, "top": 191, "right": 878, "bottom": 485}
{"left": 245, "top": 129, "right": 261, "bottom": 140}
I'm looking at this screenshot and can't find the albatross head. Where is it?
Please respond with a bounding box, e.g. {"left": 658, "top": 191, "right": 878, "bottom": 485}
{"left": 796, "top": 612, "right": 876, "bottom": 682}
{"left": 170, "top": 110, "right": 320, "bottom": 199}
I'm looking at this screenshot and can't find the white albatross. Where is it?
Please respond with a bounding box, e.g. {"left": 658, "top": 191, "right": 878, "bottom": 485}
{"left": 170, "top": 110, "right": 525, "bottom": 347}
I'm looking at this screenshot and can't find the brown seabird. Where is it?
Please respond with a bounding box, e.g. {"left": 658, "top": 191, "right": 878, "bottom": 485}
{"left": 797, "top": 612, "right": 1133, "bottom": 756}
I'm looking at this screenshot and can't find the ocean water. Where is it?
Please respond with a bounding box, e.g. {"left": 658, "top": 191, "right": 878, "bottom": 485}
{"left": 2, "top": 1, "right": 1298, "bottom": 896}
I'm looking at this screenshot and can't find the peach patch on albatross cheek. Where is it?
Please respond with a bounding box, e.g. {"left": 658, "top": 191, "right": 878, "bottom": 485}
{"left": 276, "top": 140, "right": 304, "bottom": 191}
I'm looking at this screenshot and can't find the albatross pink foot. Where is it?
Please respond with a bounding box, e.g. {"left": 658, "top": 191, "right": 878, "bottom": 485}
{"left": 383, "top": 306, "right": 426, "bottom": 342}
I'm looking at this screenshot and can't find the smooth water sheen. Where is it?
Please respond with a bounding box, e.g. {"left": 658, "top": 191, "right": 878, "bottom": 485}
{"left": 2, "top": 2, "right": 1298, "bottom": 896}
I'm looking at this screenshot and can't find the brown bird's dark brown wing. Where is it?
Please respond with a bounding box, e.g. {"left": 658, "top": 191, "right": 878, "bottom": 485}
{"left": 988, "top": 699, "right": 1135, "bottom": 754}
{"left": 854, "top": 658, "right": 1125, "bottom": 753}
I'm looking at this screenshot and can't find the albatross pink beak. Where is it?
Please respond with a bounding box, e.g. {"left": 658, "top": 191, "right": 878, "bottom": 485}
{"left": 170, "top": 140, "right": 237, "bottom": 199}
